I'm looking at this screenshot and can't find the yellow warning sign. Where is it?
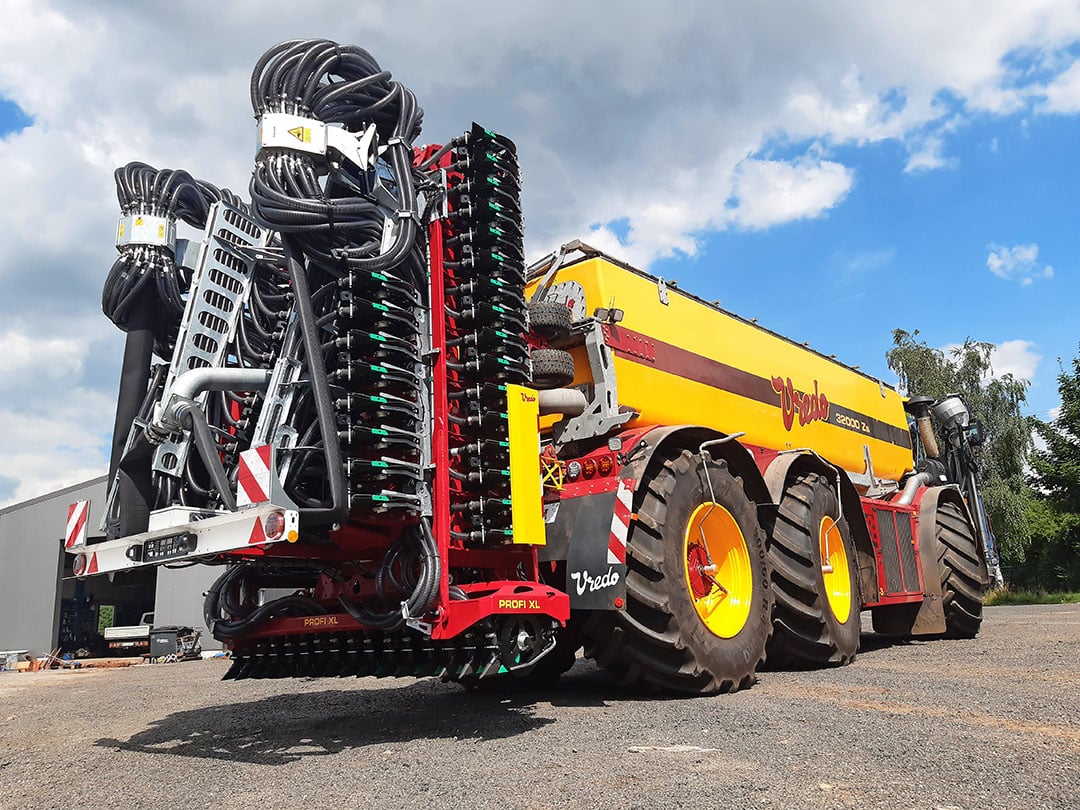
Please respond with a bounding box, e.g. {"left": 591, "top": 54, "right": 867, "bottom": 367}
{"left": 288, "top": 126, "right": 311, "bottom": 143}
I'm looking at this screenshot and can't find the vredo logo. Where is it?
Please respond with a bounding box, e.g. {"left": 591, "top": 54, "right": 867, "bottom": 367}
{"left": 770, "top": 375, "right": 830, "bottom": 431}
{"left": 570, "top": 567, "right": 620, "bottom": 596}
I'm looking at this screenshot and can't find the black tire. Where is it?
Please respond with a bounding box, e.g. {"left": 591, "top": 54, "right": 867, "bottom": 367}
{"left": 530, "top": 347, "right": 575, "bottom": 389}
{"left": 528, "top": 300, "right": 573, "bottom": 341}
{"left": 581, "top": 450, "right": 772, "bottom": 694}
{"left": 765, "top": 473, "right": 861, "bottom": 668}
{"left": 935, "top": 501, "right": 986, "bottom": 638}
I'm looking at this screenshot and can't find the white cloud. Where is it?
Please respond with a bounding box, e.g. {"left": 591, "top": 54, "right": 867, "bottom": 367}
{"left": 941, "top": 339, "right": 1041, "bottom": 383}
{"left": 1039, "top": 59, "right": 1080, "bottom": 113}
{"left": 0, "top": 331, "right": 85, "bottom": 377}
{"left": 986, "top": 242, "right": 1054, "bottom": 285}
{"left": 727, "top": 156, "right": 854, "bottom": 231}
{"left": 1, "top": 1, "right": 1080, "bottom": 503}
{"left": 989, "top": 339, "right": 1042, "bottom": 381}
{"left": 845, "top": 246, "right": 897, "bottom": 275}
{"left": 904, "top": 135, "right": 953, "bottom": 173}
{"left": 0, "top": 326, "right": 117, "bottom": 507}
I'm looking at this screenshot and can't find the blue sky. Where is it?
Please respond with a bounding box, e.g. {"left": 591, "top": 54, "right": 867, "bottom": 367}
{"left": 2, "top": 1, "right": 1080, "bottom": 505}
{"left": 0, "top": 97, "right": 31, "bottom": 134}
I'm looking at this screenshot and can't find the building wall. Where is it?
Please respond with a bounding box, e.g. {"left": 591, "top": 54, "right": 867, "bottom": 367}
{"left": 0, "top": 478, "right": 107, "bottom": 656}
{"left": 155, "top": 565, "right": 222, "bottom": 650}
{"left": 0, "top": 476, "right": 221, "bottom": 655}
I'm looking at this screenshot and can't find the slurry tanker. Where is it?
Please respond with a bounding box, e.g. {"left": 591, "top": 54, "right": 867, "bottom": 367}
{"left": 68, "top": 39, "right": 991, "bottom": 692}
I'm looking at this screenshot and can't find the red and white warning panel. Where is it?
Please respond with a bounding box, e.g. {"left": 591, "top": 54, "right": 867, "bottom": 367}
{"left": 237, "top": 445, "right": 273, "bottom": 506}
{"left": 607, "top": 478, "right": 634, "bottom": 565}
{"left": 70, "top": 503, "right": 300, "bottom": 578}
{"left": 66, "top": 500, "right": 89, "bottom": 550}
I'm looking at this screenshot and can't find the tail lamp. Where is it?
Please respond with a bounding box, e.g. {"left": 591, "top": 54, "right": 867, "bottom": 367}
{"left": 264, "top": 511, "right": 286, "bottom": 540}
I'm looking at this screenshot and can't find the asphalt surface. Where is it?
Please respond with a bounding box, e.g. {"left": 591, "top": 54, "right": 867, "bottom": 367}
{"left": 1, "top": 604, "right": 1077, "bottom": 810}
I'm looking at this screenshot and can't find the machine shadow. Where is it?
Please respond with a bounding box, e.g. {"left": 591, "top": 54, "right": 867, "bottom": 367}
{"left": 94, "top": 662, "right": 690, "bottom": 765}
{"left": 95, "top": 678, "right": 557, "bottom": 765}
{"left": 856, "top": 630, "right": 920, "bottom": 655}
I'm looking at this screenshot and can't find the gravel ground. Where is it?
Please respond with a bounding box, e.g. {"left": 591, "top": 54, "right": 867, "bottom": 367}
{"left": 1, "top": 603, "right": 1077, "bottom": 810}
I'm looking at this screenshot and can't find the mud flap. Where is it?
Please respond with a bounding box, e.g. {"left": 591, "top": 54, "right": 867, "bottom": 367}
{"left": 540, "top": 488, "right": 628, "bottom": 610}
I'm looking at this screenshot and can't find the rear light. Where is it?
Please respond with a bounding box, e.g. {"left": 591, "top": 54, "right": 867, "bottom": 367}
{"left": 73, "top": 553, "right": 87, "bottom": 577}
{"left": 566, "top": 461, "right": 582, "bottom": 481}
{"left": 582, "top": 459, "right": 598, "bottom": 478}
{"left": 265, "top": 511, "right": 285, "bottom": 540}
{"left": 597, "top": 455, "right": 614, "bottom": 476}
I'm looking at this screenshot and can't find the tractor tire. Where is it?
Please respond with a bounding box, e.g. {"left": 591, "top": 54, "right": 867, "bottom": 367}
{"left": 765, "top": 473, "right": 861, "bottom": 668}
{"left": 530, "top": 347, "right": 575, "bottom": 389}
{"left": 581, "top": 450, "right": 772, "bottom": 694}
{"left": 528, "top": 300, "right": 573, "bottom": 341}
{"left": 935, "top": 501, "right": 986, "bottom": 638}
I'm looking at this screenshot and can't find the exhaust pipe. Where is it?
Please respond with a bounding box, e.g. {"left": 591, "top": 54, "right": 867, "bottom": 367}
{"left": 904, "top": 396, "right": 939, "bottom": 459}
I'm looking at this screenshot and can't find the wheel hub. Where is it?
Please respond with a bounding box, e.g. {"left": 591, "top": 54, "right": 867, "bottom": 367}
{"left": 819, "top": 516, "right": 851, "bottom": 624}
{"left": 683, "top": 503, "right": 753, "bottom": 639}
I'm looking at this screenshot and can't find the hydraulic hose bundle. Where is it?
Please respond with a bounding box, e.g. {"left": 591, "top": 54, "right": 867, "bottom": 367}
{"left": 249, "top": 39, "right": 429, "bottom": 521}
{"left": 103, "top": 161, "right": 244, "bottom": 356}
{"left": 102, "top": 163, "right": 252, "bottom": 536}
{"left": 435, "top": 125, "right": 530, "bottom": 544}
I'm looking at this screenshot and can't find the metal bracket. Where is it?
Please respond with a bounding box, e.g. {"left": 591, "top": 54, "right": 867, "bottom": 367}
{"left": 115, "top": 214, "right": 176, "bottom": 251}
{"left": 552, "top": 320, "right": 633, "bottom": 444}
{"left": 657, "top": 277, "right": 669, "bottom": 305}
{"left": 258, "top": 113, "right": 379, "bottom": 172}
{"left": 847, "top": 444, "right": 897, "bottom": 497}
{"left": 698, "top": 434, "right": 747, "bottom": 504}
{"left": 151, "top": 202, "right": 271, "bottom": 476}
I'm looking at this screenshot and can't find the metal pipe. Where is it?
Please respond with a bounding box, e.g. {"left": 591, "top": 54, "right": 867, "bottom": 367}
{"left": 537, "top": 388, "right": 588, "bottom": 416}
{"left": 170, "top": 367, "right": 272, "bottom": 402}
{"left": 896, "top": 471, "right": 932, "bottom": 505}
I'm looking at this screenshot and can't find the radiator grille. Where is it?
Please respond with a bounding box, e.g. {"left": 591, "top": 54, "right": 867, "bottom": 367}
{"left": 876, "top": 509, "right": 904, "bottom": 593}
{"left": 897, "top": 512, "right": 920, "bottom": 590}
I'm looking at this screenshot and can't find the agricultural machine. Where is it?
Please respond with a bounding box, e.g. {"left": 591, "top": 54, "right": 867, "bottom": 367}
{"left": 67, "top": 39, "right": 991, "bottom": 693}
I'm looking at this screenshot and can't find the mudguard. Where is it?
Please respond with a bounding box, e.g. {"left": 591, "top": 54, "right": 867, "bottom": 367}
{"left": 762, "top": 451, "right": 878, "bottom": 614}
{"left": 542, "top": 424, "right": 772, "bottom": 611}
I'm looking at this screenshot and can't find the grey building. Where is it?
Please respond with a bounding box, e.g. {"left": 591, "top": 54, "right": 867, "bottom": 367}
{"left": 0, "top": 477, "right": 220, "bottom": 657}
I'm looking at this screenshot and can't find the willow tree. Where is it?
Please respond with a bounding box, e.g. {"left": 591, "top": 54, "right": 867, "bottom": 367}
{"left": 886, "top": 329, "right": 1033, "bottom": 575}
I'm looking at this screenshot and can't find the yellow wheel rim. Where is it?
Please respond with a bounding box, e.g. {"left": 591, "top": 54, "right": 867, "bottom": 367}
{"left": 819, "top": 516, "right": 852, "bottom": 624}
{"left": 683, "top": 503, "right": 753, "bottom": 638}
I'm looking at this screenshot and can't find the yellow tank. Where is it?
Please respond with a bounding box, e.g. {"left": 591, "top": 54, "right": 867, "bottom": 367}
{"left": 532, "top": 253, "right": 914, "bottom": 484}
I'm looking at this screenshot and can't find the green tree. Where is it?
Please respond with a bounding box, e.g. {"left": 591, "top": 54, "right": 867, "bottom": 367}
{"left": 1027, "top": 349, "right": 1080, "bottom": 590}
{"left": 886, "top": 329, "right": 1034, "bottom": 573}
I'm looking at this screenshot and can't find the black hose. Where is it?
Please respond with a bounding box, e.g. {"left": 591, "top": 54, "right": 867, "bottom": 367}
{"left": 180, "top": 405, "right": 238, "bottom": 512}
{"left": 283, "top": 235, "right": 349, "bottom": 524}
{"left": 336, "top": 518, "right": 439, "bottom": 631}
{"left": 103, "top": 162, "right": 244, "bottom": 358}
{"left": 204, "top": 564, "right": 329, "bottom": 639}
